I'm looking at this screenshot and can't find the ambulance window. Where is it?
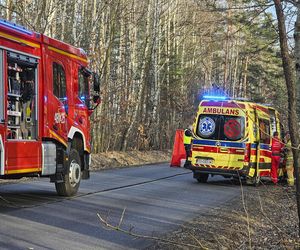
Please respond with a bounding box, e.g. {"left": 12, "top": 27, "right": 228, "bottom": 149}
{"left": 197, "top": 115, "right": 219, "bottom": 139}
{"left": 223, "top": 117, "right": 244, "bottom": 141}
{"left": 259, "top": 119, "right": 270, "bottom": 144}
{"left": 53, "top": 63, "right": 66, "bottom": 100}
{"left": 197, "top": 115, "right": 245, "bottom": 141}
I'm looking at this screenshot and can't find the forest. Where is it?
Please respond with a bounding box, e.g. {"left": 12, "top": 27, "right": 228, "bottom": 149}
{"left": 0, "top": 0, "right": 295, "bottom": 152}
{"left": 3, "top": 0, "right": 300, "bottom": 247}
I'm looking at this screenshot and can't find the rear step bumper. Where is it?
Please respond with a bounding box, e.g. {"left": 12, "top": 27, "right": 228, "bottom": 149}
{"left": 185, "top": 165, "right": 248, "bottom": 177}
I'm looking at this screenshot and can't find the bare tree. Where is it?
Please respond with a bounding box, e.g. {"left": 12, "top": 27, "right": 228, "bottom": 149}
{"left": 0, "top": 0, "right": 288, "bottom": 152}
{"left": 274, "top": 0, "right": 300, "bottom": 235}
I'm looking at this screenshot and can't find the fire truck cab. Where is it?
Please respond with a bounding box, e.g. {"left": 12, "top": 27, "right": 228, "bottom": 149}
{"left": 185, "top": 96, "right": 284, "bottom": 185}
{"left": 0, "top": 19, "right": 100, "bottom": 196}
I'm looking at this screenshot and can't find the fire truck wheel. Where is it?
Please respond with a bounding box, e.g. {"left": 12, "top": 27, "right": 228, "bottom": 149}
{"left": 55, "top": 149, "right": 81, "bottom": 196}
{"left": 196, "top": 173, "right": 209, "bottom": 183}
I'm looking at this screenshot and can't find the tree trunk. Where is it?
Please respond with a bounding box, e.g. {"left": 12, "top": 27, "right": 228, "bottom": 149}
{"left": 60, "top": 0, "right": 68, "bottom": 41}
{"left": 274, "top": 0, "right": 300, "bottom": 235}
{"left": 121, "top": 0, "right": 152, "bottom": 151}
{"left": 44, "top": 0, "right": 57, "bottom": 37}
{"left": 72, "top": 0, "right": 79, "bottom": 45}
{"left": 6, "top": 0, "right": 13, "bottom": 21}
{"left": 241, "top": 56, "right": 248, "bottom": 98}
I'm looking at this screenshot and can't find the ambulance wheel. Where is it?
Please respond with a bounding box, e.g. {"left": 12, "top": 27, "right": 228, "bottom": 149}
{"left": 55, "top": 149, "right": 81, "bottom": 197}
{"left": 196, "top": 173, "right": 209, "bottom": 183}
{"left": 246, "top": 176, "right": 260, "bottom": 187}
{"left": 254, "top": 176, "right": 261, "bottom": 187}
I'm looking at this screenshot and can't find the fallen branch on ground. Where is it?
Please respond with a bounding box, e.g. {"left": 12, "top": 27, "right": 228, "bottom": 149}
{"left": 97, "top": 208, "right": 209, "bottom": 249}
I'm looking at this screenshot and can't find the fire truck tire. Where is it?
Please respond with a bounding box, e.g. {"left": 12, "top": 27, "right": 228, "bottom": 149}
{"left": 55, "top": 149, "right": 81, "bottom": 196}
{"left": 196, "top": 173, "right": 209, "bottom": 183}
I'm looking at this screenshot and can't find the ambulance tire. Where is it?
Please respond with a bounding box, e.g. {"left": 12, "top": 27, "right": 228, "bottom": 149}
{"left": 55, "top": 149, "right": 81, "bottom": 197}
{"left": 196, "top": 173, "right": 209, "bottom": 183}
{"left": 254, "top": 176, "right": 261, "bottom": 187}
{"left": 246, "top": 176, "right": 260, "bottom": 187}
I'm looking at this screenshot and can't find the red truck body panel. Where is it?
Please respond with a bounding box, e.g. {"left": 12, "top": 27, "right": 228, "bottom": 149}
{"left": 0, "top": 19, "right": 91, "bottom": 176}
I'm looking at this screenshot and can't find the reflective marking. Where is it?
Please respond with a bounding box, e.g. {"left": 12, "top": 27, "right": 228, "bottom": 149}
{"left": 48, "top": 46, "right": 87, "bottom": 63}
{"left": 193, "top": 140, "right": 245, "bottom": 148}
{"left": 0, "top": 31, "right": 40, "bottom": 48}
{"left": 0, "top": 135, "right": 4, "bottom": 175}
{"left": 49, "top": 129, "right": 67, "bottom": 147}
{"left": 7, "top": 168, "right": 40, "bottom": 174}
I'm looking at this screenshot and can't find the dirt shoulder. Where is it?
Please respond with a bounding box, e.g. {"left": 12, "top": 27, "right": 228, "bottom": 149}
{"left": 0, "top": 150, "right": 171, "bottom": 186}
{"left": 90, "top": 150, "right": 171, "bottom": 170}
{"left": 150, "top": 182, "right": 300, "bottom": 250}
{"left": 0, "top": 150, "right": 172, "bottom": 185}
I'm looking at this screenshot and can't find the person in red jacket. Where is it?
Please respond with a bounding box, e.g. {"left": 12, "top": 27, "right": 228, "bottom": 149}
{"left": 271, "top": 131, "right": 284, "bottom": 184}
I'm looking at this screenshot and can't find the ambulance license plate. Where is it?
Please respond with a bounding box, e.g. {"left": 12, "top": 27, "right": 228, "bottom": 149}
{"left": 197, "top": 158, "right": 213, "bottom": 165}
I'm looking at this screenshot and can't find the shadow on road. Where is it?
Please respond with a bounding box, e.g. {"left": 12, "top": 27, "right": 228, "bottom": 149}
{"left": 0, "top": 189, "right": 63, "bottom": 211}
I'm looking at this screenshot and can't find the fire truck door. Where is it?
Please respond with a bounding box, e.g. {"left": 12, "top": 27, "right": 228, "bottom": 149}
{"left": 48, "top": 60, "right": 69, "bottom": 143}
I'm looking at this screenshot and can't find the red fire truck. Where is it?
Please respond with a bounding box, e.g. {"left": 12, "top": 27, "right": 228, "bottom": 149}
{"left": 0, "top": 19, "right": 100, "bottom": 196}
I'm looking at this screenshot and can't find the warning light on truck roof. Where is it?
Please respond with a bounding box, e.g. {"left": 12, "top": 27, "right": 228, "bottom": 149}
{"left": 202, "top": 95, "right": 228, "bottom": 100}
{"left": 0, "top": 19, "right": 33, "bottom": 35}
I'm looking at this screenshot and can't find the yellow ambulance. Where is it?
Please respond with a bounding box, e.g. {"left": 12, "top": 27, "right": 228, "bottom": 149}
{"left": 185, "top": 96, "right": 283, "bottom": 185}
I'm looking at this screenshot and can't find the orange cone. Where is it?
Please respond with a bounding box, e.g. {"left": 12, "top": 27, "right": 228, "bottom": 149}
{"left": 170, "top": 129, "right": 186, "bottom": 167}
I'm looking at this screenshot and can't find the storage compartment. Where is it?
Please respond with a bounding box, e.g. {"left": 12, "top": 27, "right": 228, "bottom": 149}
{"left": 42, "top": 142, "right": 56, "bottom": 176}
{"left": 7, "top": 52, "right": 37, "bottom": 140}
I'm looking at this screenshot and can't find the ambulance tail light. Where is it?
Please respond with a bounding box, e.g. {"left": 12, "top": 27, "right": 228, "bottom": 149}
{"left": 244, "top": 144, "right": 251, "bottom": 162}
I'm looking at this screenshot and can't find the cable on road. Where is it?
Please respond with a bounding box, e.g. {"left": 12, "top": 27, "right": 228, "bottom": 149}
{"left": 0, "top": 171, "right": 191, "bottom": 209}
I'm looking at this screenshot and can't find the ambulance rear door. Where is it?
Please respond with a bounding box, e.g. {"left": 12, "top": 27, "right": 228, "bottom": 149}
{"left": 195, "top": 110, "right": 246, "bottom": 170}
{"left": 255, "top": 107, "right": 272, "bottom": 176}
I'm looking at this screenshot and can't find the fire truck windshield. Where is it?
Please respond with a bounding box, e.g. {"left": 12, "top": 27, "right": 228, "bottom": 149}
{"left": 197, "top": 114, "right": 245, "bottom": 141}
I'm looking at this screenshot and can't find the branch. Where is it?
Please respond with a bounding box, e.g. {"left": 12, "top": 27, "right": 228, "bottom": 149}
{"left": 0, "top": 3, "right": 35, "bottom": 30}
{"left": 237, "top": 173, "right": 252, "bottom": 249}
{"left": 97, "top": 209, "right": 207, "bottom": 249}
{"left": 285, "top": 0, "right": 298, "bottom": 6}
{"left": 257, "top": 190, "right": 284, "bottom": 233}
{"left": 195, "top": 1, "right": 274, "bottom": 12}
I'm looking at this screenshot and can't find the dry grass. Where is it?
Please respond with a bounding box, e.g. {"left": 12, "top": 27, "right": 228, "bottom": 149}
{"left": 91, "top": 150, "right": 171, "bottom": 170}
{"left": 151, "top": 183, "right": 300, "bottom": 250}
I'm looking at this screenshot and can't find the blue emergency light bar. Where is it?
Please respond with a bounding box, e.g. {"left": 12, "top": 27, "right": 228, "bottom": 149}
{"left": 0, "top": 19, "right": 33, "bottom": 36}
{"left": 202, "top": 95, "right": 228, "bottom": 100}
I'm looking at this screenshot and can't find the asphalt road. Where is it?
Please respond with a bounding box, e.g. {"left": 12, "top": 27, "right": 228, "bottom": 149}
{"left": 0, "top": 164, "right": 241, "bottom": 250}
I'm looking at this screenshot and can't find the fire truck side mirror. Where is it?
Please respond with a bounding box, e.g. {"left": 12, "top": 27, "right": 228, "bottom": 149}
{"left": 93, "top": 95, "right": 101, "bottom": 105}
{"left": 88, "top": 95, "right": 101, "bottom": 114}
{"left": 93, "top": 73, "right": 100, "bottom": 92}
